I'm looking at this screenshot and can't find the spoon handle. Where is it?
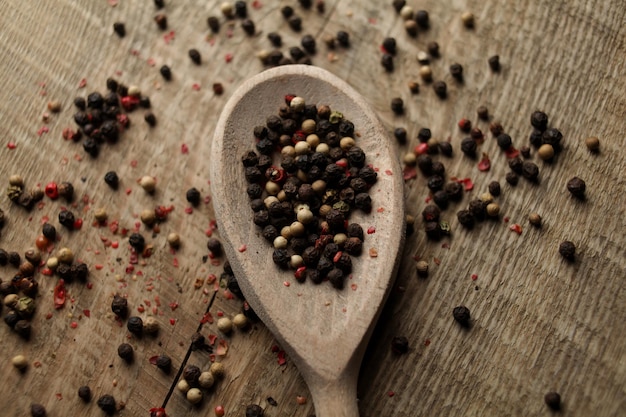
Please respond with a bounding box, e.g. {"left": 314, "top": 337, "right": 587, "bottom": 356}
{"left": 309, "top": 375, "right": 359, "bottom": 417}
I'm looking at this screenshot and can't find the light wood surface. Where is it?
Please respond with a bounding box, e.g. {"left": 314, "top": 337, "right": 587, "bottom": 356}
{"left": 211, "top": 65, "right": 405, "bottom": 417}
{"left": 0, "top": 1, "right": 624, "bottom": 417}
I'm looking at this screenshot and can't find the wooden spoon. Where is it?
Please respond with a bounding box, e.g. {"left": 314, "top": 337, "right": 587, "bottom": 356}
{"left": 210, "top": 65, "right": 405, "bottom": 417}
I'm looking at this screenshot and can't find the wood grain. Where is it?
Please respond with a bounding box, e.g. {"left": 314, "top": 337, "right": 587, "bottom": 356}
{"left": 0, "top": 0, "right": 624, "bottom": 416}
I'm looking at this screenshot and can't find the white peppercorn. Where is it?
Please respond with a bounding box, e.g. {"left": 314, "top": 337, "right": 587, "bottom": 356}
{"left": 486, "top": 203, "right": 500, "bottom": 217}
{"left": 140, "top": 209, "right": 156, "bottom": 225}
{"left": 198, "top": 371, "right": 215, "bottom": 388}
{"left": 232, "top": 313, "right": 248, "bottom": 329}
{"left": 217, "top": 317, "right": 233, "bottom": 333}
{"left": 273, "top": 236, "right": 288, "bottom": 249}
{"left": 177, "top": 379, "right": 191, "bottom": 393}
{"left": 143, "top": 317, "right": 160, "bottom": 334}
{"left": 57, "top": 247, "right": 74, "bottom": 264}
{"left": 419, "top": 65, "right": 433, "bottom": 81}
{"left": 186, "top": 388, "right": 203, "bottom": 404}
{"left": 12, "top": 354, "right": 28, "bottom": 369}
{"left": 340, "top": 137, "right": 356, "bottom": 150}
{"left": 290, "top": 254, "right": 304, "bottom": 268}
{"left": 416, "top": 260, "right": 429, "bottom": 277}
{"left": 290, "top": 96, "right": 305, "bottom": 112}
{"left": 9, "top": 175, "right": 24, "bottom": 187}
{"left": 140, "top": 176, "right": 156, "bottom": 193}
{"left": 94, "top": 208, "right": 108, "bottom": 222}
{"left": 210, "top": 362, "right": 225, "bottom": 379}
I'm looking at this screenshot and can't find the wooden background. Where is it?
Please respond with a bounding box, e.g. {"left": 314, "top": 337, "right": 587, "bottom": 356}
{"left": 0, "top": 0, "right": 624, "bottom": 416}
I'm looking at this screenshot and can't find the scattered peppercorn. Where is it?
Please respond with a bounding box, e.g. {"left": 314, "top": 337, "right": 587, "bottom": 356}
{"left": 381, "top": 53, "right": 394, "bottom": 72}
{"left": 566, "top": 177, "right": 586, "bottom": 199}
{"left": 287, "top": 15, "right": 302, "bottom": 31}
{"left": 246, "top": 404, "right": 265, "bottom": 417}
{"left": 521, "top": 161, "right": 539, "bottom": 181}
{"left": 104, "top": 171, "right": 119, "bottom": 189}
{"left": 488, "top": 181, "right": 501, "bottom": 196}
{"left": 30, "top": 403, "right": 47, "bottom": 417}
{"left": 505, "top": 172, "right": 519, "bottom": 186}
{"left": 530, "top": 111, "right": 549, "bottom": 131}
{"left": 559, "top": 241, "right": 576, "bottom": 260}
{"left": 336, "top": 31, "right": 350, "bottom": 47}
{"left": 520, "top": 145, "right": 531, "bottom": 158}
{"left": 78, "top": 385, "right": 92, "bottom": 402}
{"left": 477, "top": 105, "right": 489, "bottom": 120}
{"left": 97, "top": 394, "right": 117, "bottom": 415}
{"left": 58, "top": 210, "right": 76, "bottom": 229}
{"left": 154, "top": 0, "right": 164, "bottom": 8}
{"left": 497, "top": 133, "right": 512, "bottom": 150}
{"left": 390, "top": 97, "right": 404, "bottom": 114}
{"left": 117, "top": 343, "right": 134, "bottom": 362}
{"left": 154, "top": 13, "right": 167, "bottom": 30}
{"left": 585, "top": 136, "right": 600, "bottom": 152}
{"left": 144, "top": 112, "right": 157, "bottom": 126}
{"left": 433, "top": 80, "right": 447, "bottom": 98}
{"left": 460, "top": 137, "right": 477, "bottom": 156}
{"left": 242, "top": 19, "right": 255, "bottom": 35}
{"left": 529, "top": 212, "right": 542, "bottom": 227}
{"left": 488, "top": 55, "right": 500, "bottom": 71}
{"left": 111, "top": 294, "right": 128, "bottom": 318}
{"left": 416, "top": 260, "right": 429, "bottom": 277}
{"left": 453, "top": 305, "right": 471, "bottom": 327}
{"left": 156, "top": 354, "right": 172, "bottom": 373}
{"left": 127, "top": 316, "right": 143, "bottom": 335}
{"left": 188, "top": 49, "right": 201, "bottom": 65}
{"left": 450, "top": 63, "right": 463, "bottom": 81}
{"left": 382, "top": 37, "right": 397, "bottom": 55}
{"left": 113, "top": 22, "right": 126, "bottom": 38}
{"left": 159, "top": 65, "right": 172, "bottom": 80}
{"left": 544, "top": 392, "right": 561, "bottom": 411}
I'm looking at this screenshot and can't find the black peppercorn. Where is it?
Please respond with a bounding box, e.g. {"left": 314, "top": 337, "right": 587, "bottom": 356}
{"left": 488, "top": 181, "right": 501, "bottom": 196}
{"left": 544, "top": 392, "right": 561, "bottom": 411}
{"left": 42, "top": 223, "right": 57, "bottom": 241}
{"left": 457, "top": 209, "right": 474, "bottom": 228}
{"left": 393, "top": 127, "right": 407, "bottom": 144}
{"left": 188, "top": 48, "right": 201, "bottom": 65}
{"left": 246, "top": 404, "right": 265, "bottom": 417}
{"left": 144, "top": 112, "right": 157, "bottom": 126}
{"left": 74, "top": 97, "right": 86, "bottom": 110}
{"left": 460, "top": 137, "right": 477, "bottom": 156}
{"left": 382, "top": 37, "right": 397, "bottom": 55}
{"left": 392, "top": 0, "right": 406, "bottom": 13}
{"left": 301, "top": 34, "right": 316, "bottom": 54}
{"left": 381, "top": 53, "right": 394, "bottom": 72}
{"left": 87, "top": 92, "right": 104, "bottom": 109}
{"left": 183, "top": 364, "right": 202, "bottom": 387}
{"left": 488, "top": 55, "right": 500, "bottom": 72}
{"left": 432, "top": 190, "right": 449, "bottom": 209}
{"left": 433, "top": 80, "right": 447, "bottom": 98}
{"left": 159, "top": 65, "right": 172, "bottom": 81}
{"left": 111, "top": 294, "right": 128, "bottom": 318}
{"left": 128, "top": 233, "right": 145, "bottom": 252}
{"left": 528, "top": 129, "right": 542, "bottom": 148}
{"left": 505, "top": 172, "right": 519, "bottom": 186}
{"left": 522, "top": 161, "right": 539, "bottom": 181}
{"left": 58, "top": 210, "right": 75, "bottom": 229}
{"left": 468, "top": 199, "right": 487, "bottom": 221}
{"left": 5, "top": 310, "right": 20, "bottom": 328}
{"left": 327, "top": 268, "right": 344, "bottom": 289}
{"left": 566, "top": 177, "right": 586, "bottom": 198}
{"left": 127, "top": 316, "right": 143, "bottom": 335}
{"left": 344, "top": 237, "right": 363, "bottom": 256}
{"left": 186, "top": 187, "right": 201, "bottom": 205}
{"left": 8, "top": 251, "right": 20, "bottom": 267}
{"left": 414, "top": 9, "right": 429, "bottom": 27}
{"left": 496, "top": 133, "right": 512, "bottom": 150}
{"left": 530, "top": 111, "right": 549, "bottom": 132}
{"left": 30, "top": 403, "right": 47, "bottom": 417}
{"left": 207, "top": 237, "right": 222, "bottom": 256}
{"left": 354, "top": 193, "right": 372, "bottom": 212}
{"left": 453, "top": 305, "right": 471, "bottom": 327}
{"left": 97, "top": 394, "right": 117, "bottom": 415}
{"left": 242, "top": 19, "right": 255, "bottom": 35}
{"left": 150, "top": 355, "right": 171, "bottom": 375}
{"left": 78, "top": 385, "right": 92, "bottom": 402}
{"left": 559, "top": 240, "right": 576, "bottom": 260}
{"left": 234, "top": 0, "right": 247, "bottom": 17}
{"left": 427, "top": 41, "right": 439, "bottom": 57}
{"left": 444, "top": 182, "right": 464, "bottom": 201}
{"left": 104, "top": 171, "right": 119, "bottom": 189}
{"left": 113, "top": 22, "right": 126, "bottom": 38}
{"left": 226, "top": 274, "right": 244, "bottom": 299}
{"left": 57, "top": 181, "right": 74, "bottom": 201}
{"left": 520, "top": 145, "right": 531, "bottom": 158}
{"left": 336, "top": 31, "right": 350, "bottom": 47}
{"left": 542, "top": 128, "right": 563, "bottom": 147}
{"left": 117, "top": 343, "right": 134, "bottom": 362}
{"left": 438, "top": 141, "right": 453, "bottom": 156}
{"left": 287, "top": 15, "right": 302, "bottom": 31}
{"left": 424, "top": 221, "right": 442, "bottom": 240}
{"left": 450, "top": 63, "right": 463, "bottom": 81}
{"left": 416, "top": 154, "right": 433, "bottom": 175}
{"left": 272, "top": 249, "right": 290, "bottom": 269}
{"left": 427, "top": 175, "right": 444, "bottom": 192}
{"left": 508, "top": 157, "right": 523, "bottom": 174}
{"left": 390, "top": 97, "right": 404, "bottom": 114}
{"left": 267, "top": 32, "right": 282, "bottom": 47}
{"left": 391, "top": 336, "right": 409, "bottom": 354}
{"left": 422, "top": 204, "right": 440, "bottom": 222}
{"left": 15, "top": 320, "right": 31, "bottom": 339}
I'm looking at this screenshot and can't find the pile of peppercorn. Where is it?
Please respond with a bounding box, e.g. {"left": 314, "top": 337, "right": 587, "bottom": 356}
{"left": 242, "top": 96, "right": 377, "bottom": 289}
{"left": 70, "top": 78, "right": 155, "bottom": 158}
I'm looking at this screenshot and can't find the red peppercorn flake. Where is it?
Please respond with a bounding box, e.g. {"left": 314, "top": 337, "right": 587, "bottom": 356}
{"left": 509, "top": 223, "right": 523, "bottom": 235}
{"left": 403, "top": 166, "right": 417, "bottom": 181}
{"left": 505, "top": 146, "right": 520, "bottom": 159}
{"left": 238, "top": 244, "right": 247, "bottom": 252}
{"left": 424, "top": 339, "right": 431, "bottom": 346}
{"left": 120, "top": 95, "right": 140, "bottom": 111}
{"left": 192, "top": 83, "right": 201, "bottom": 91}
{"left": 414, "top": 142, "right": 428, "bottom": 155}
{"left": 433, "top": 257, "right": 441, "bottom": 265}
{"left": 184, "top": 207, "right": 193, "bottom": 214}
{"left": 252, "top": 0, "right": 262, "bottom": 9}
{"left": 478, "top": 153, "right": 491, "bottom": 171}
{"left": 181, "top": 143, "right": 189, "bottom": 154}
{"left": 56, "top": 393, "right": 63, "bottom": 400}
{"left": 385, "top": 169, "right": 393, "bottom": 176}
{"left": 471, "top": 274, "right": 478, "bottom": 281}
{"left": 387, "top": 391, "right": 395, "bottom": 397}
{"left": 53, "top": 279, "right": 66, "bottom": 309}
{"left": 41, "top": 268, "right": 53, "bottom": 276}
{"left": 369, "top": 248, "right": 378, "bottom": 258}
{"left": 200, "top": 312, "right": 213, "bottom": 324}
{"left": 37, "top": 126, "right": 50, "bottom": 136}
{"left": 7, "top": 141, "right": 17, "bottom": 149}
{"left": 78, "top": 78, "right": 87, "bottom": 88}
{"left": 73, "top": 218, "right": 83, "bottom": 229}
{"left": 150, "top": 407, "right": 167, "bottom": 417}
{"left": 70, "top": 321, "right": 78, "bottom": 328}
{"left": 169, "top": 318, "right": 176, "bottom": 325}
{"left": 367, "top": 226, "right": 376, "bottom": 234}
{"left": 216, "top": 339, "right": 228, "bottom": 355}
{"left": 277, "top": 350, "right": 287, "bottom": 366}
{"left": 163, "top": 31, "right": 175, "bottom": 44}
{"left": 83, "top": 309, "right": 91, "bottom": 317}
{"left": 225, "top": 53, "right": 234, "bottom": 63}
{"left": 451, "top": 177, "right": 474, "bottom": 191}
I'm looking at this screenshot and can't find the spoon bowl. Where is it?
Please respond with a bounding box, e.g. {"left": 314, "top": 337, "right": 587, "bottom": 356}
{"left": 211, "top": 65, "right": 404, "bottom": 417}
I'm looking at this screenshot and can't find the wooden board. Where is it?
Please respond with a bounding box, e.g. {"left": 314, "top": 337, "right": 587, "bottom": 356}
{"left": 0, "top": 0, "right": 624, "bottom": 416}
